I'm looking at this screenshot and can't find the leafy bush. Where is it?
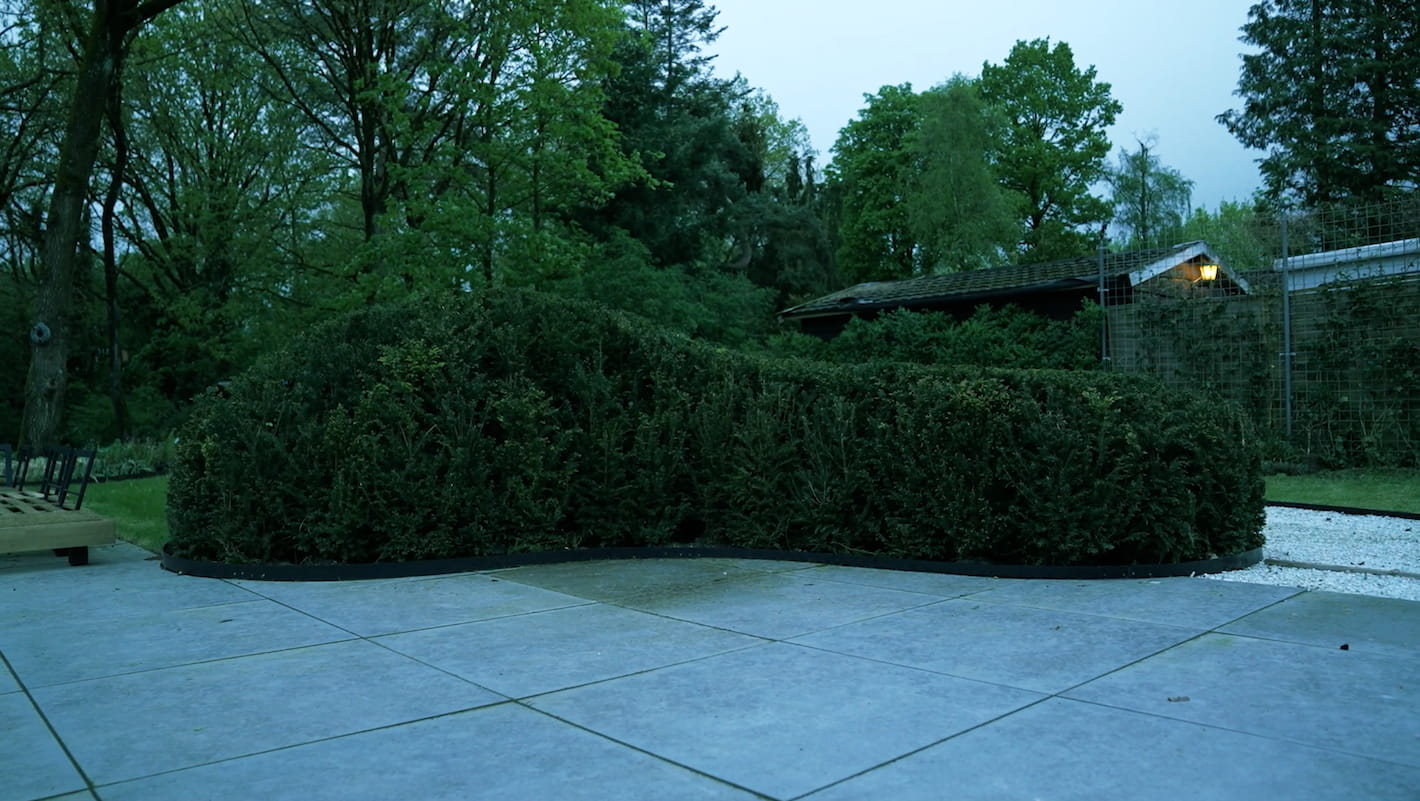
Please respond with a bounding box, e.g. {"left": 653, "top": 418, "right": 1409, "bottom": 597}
{"left": 168, "top": 289, "right": 1265, "bottom": 566}
{"left": 93, "top": 438, "right": 177, "bottom": 481}
{"left": 769, "top": 303, "right": 1103, "bottom": 371}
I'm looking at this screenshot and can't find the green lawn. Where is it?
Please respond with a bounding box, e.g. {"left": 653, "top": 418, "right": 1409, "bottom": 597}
{"left": 82, "top": 475, "right": 169, "bottom": 554}
{"left": 1265, "top": 468, "right": 1420, "bottom": 515}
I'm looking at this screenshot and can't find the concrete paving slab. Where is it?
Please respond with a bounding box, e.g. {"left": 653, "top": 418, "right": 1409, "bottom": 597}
{"left": 966, "top": 576, "right": 1301, "bottom": 629}
{"left": 801, "top": 564, "right": 1003, "bottom": 597}
{"left": 616, "top": 570, "right": 944, "bottom": 639}
{"left": 489, "top": 558, "right": 765, "bottom": 603}
{"left": 99, "top": 703, "right": 758, "bottom": 801}
{"left": 0, "top": 692, "right": 87, "bottom": 801}
{"left": 0, "top": 661, "right": 18, "bottom": 695}
{"left": 1220, "top": 590, "right": 1420, "bottom": 658}
{"left": 1066, "top": 632, "right": 1420, "bottom": 767}
{"left": 714, "top": 557, "right": 819, "bottom": 573}
{"left": 379, "top": 603, "right": 761, "bottom": 698}
{"left": 32, "top": 639, "right": 503, "bottom": 786}
{"left": 0, "top": 541, "right": 149, "bottom": 573}
{"left": 2, "top": 568, "right": 258, "bottom": 633}
{"left": 794, "top": 597, "right": 1200, "bottom": 694}
{"left": 803, "top": 697, "right": 1420, "bottom": 801}
{"left": 2, "top": 599, "right": 353, "bottom": 687}
{"left": 0, "top": 545, "right": 255, "bottom": 626}
{"left": 231, "top": 573, "right": 593, "bottom": 637}
{"left": 529, "top": 641, "right": 1042, "bottom": 800}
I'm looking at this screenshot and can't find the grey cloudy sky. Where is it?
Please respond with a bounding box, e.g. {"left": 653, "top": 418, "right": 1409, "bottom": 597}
{"left": 707, "top": 0, "right": 1265, "bottom": 211}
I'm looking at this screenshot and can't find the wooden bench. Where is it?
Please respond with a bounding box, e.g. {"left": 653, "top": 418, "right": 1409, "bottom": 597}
{"left": 1, "top": 445, "right": 115, "bottom": 566}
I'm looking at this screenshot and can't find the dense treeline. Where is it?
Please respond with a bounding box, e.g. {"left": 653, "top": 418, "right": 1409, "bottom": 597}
{"left": 3, "top": 0, "right": 1417, "bottom": 447}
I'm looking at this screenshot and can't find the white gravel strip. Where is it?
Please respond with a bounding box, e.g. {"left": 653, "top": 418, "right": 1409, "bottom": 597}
{"left": 1199, "top": 506, "right": 1420, "bottom": 602}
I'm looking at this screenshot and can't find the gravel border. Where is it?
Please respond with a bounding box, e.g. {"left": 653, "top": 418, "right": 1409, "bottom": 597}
{"left": 1200, "top": 506, "right": 1420, "bottom": 601}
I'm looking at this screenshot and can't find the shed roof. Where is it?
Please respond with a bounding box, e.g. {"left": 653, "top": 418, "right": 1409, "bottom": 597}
{"left": 780, "top": 241, "right": 1246, "bottom": 321}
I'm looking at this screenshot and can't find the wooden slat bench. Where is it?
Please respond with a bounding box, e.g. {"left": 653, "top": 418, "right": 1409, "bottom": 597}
{"left": 1, "top": 445, "right": 115, "bottom": 566}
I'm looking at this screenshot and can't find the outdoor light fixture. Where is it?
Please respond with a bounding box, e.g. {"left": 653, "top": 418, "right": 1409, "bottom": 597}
{"left": 1198, "top": 263, "right": 1219, "bottom": 281}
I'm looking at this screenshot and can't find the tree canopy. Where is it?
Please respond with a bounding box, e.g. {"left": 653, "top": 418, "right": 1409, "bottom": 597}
{"left": 979, "top": 38, "right": 1121, "bottom": 262}
{"left": 1218, "top": 0, "right": 1420, "bottom": 205}
{"left": 1108, "top": 138, "right": 1194, "bottom": 249}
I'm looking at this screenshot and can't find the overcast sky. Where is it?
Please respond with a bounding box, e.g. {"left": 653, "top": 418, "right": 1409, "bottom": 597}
{"left": 707, "top": 0, "right": 1265, "bottom": 212}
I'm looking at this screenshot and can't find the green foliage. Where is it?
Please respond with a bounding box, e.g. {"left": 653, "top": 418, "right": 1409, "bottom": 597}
{"left": 1109, "top": 139, "right": 1194, "bottom": 249}
{"left": 826, "top": 83, "right": 922, "bottom": 283}
{"left": 582, "top": 5, "right": 753, "bottom": 271}
{"left": 1218, "top": 0, "right": 1420, "bottom": 205}
{"left": 1294, "top": 277, "right": 1420, "bottom": 466}
{"left": 93, "top": 437, "right": 176, "bottom": 481}
{"left": 980, "top": 38, "right": 1121, "bottom": 262}
{"left": 1179, "top": 201, "right": 1281, "bottom": 274}
{"left": 772, "top": 304, "right": 1103, "bottom": 372}
{"left": 541, "top": 233, "right": 777, "bottom": 348}
{"left": 168, "top": 289, "right": 1264, "bottom": 567}
{"left": 906, "top": 77, "right": 1020, "bottom": 273}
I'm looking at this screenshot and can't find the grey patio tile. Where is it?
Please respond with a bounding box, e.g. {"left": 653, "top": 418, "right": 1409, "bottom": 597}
{"left": 0, "top": 541, "right": 150, "bottom": 574}
{"left": 1220, "top": 590, "right": 1420, "bottom": 657}
{"left": 379, "top": 603, "right": 761, "bottom": 698}
{"left": 488, "top": 558, "right": 765, "bottom": 603}
{"left": 794, "top": 598, "right": 1200, "bottom": 694}
{"left": 715, "top": 557, "right": 820, "bottom": 573}
{"left": 231, "top": 573, "right": 592, "bottom": 636}
{"left": 0, "top": 692, "right": 87, "bottom": 801}
{"left": 1065, "top": 632, "right": 1420, "bottom": 767}
{"left": 34, "top": 639, "right": 501, "bottom": 786}
{"left": 804, "top": 697, "right": 1420, "bottom": 801}
{"left": 529, "top": 642, "right": 1042, "bottom": 800}
{"left": 617, "top": 570, "right": 943, "bottom": 639}
{"left": 0, "top": 551, "right": 256, "bottom": 627}
{"left": 966, "top": 576, "right": 1300, "bottom": 629}
{"left": 2, "top": 599, "right": 352, "bottom": 687}
{"left": 800, "top": 564, "right": 1004, "bottom": 598}
{"left": 100, "top": 704, "right": 757, "bottom": 801}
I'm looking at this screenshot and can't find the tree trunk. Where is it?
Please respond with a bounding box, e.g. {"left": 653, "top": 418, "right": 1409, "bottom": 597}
{"left": 102, "top": 51, "right": 131, "bottom": 440}
{"left": 20, "top": 0, "right": 184, "bottom": 449}
{"left": 21, "top": 6, "right": 116, "bottom": 449}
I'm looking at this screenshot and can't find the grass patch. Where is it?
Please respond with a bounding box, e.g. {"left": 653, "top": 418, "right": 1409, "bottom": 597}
{"left": 1265, "top": 468, "right": 1420, "bottom": 515}
{"left": 83, "top": 475, "right": 169, "bottom": 553}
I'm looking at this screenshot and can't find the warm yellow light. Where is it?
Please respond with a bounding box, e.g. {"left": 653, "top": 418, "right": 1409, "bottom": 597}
{"left": 1199, "top": 263, "right": 1219, "bottom": 281}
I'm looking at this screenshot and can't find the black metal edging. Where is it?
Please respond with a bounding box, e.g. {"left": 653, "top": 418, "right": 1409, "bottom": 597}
{"left": 1265, "top": 501, "right": 1420, "bottom": 521}
{"left": 161, "top": 543, "right": 1264, "bottom": 583}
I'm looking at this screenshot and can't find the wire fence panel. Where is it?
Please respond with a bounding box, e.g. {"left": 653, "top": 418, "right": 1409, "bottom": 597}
{"left": 1102, "top": 196, "right": 1420, "bottom": 468}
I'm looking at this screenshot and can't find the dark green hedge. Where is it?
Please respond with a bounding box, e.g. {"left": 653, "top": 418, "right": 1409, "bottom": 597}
{"left": 167, "top": 289, "right": 1265, "bottom": 566}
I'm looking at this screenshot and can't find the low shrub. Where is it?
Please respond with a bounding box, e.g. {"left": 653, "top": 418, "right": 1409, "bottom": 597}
{"left": 167, "top": 289, "right": 1265, "bottom": 566}
{"left": 93, "top": 438, "right": 176, "bottom": 481}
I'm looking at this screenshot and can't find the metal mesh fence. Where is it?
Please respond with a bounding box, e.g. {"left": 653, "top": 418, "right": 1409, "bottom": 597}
{"left": 1101, "top": 196, "right": 1420, "bottom": 467}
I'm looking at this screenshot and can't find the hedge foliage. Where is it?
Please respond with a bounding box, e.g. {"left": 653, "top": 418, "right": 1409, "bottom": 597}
{"left": 167, "top": 289, "right": 1265, "bottom": 566}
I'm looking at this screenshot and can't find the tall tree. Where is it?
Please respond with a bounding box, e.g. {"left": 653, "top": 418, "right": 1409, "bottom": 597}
{"left": 905, "top": 76, "right": 1020, "bottom": 273}
{"left": 1218, "top": 0, "right": 1420, "bottom": 205}
{"left": 580, "top": 1, "right": 750, "bottom": 270}
{"left": 728, "top": 91, "right": 835, "bottom": 305}
{"left": 825, "top": 83, "right": 921, "bottom": 283}
{"left": 1108, "top": 138, "right": 1194, "bottom": 249}
{"left": 979, "top": 38, "right": 1121, "bottom": 263}
{"left": 22, "top": 0, "right": 184, "bottom": 449}
{"left": 114, "top": 0, "right": 334, "bottom": 413}
{"left": 0, "top": 0, "right": 73, "bottom": 442}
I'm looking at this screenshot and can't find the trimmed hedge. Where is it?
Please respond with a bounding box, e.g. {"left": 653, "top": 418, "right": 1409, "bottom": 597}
{"left": 167, "top": 289, "right": 1265, "bottom": 567}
